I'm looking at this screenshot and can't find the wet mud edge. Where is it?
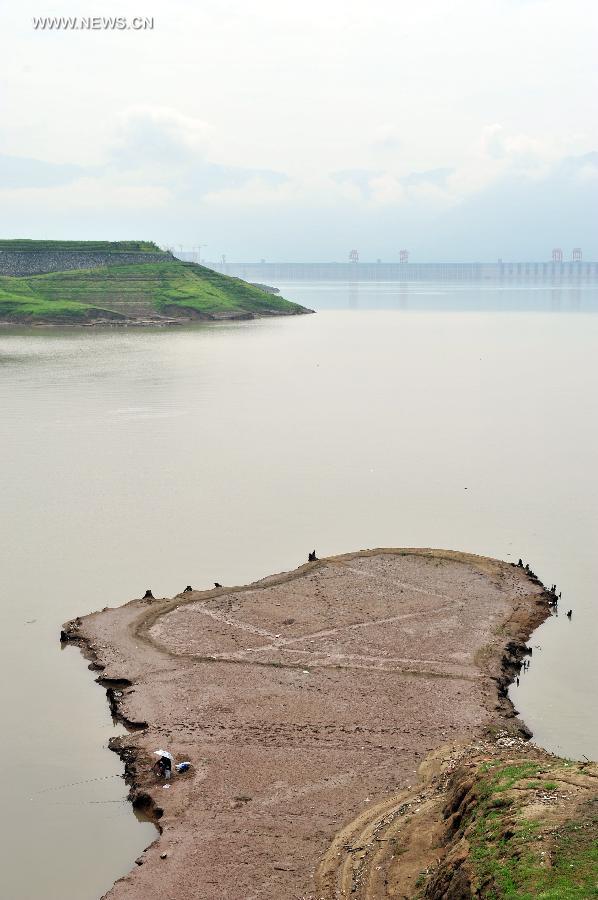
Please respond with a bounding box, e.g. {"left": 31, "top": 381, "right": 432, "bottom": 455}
{"left": 59, "top": 621, "right": 165, "bottom": 832}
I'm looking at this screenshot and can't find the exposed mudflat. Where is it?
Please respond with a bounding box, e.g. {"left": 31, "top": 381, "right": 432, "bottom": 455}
{"left": 63, "top": 549, "right": 551, "bottom": 899}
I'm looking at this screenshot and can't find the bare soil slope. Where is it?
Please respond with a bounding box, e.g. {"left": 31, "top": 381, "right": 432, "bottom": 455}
{"left": 316, "top": 735, "right": 597, "bottom": 899}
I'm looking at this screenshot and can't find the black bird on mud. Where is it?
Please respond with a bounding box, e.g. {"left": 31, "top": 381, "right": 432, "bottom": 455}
{"left": 566, "top": 609, "right": 573, "bottom": 619}
{"left": 214, "top": 582, "right": 222, "bottom": 588}
{"left": 308, "top": 550, "right": 318, "bottom": 562}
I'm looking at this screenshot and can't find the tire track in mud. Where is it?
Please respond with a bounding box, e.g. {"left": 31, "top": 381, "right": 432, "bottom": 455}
{"left": 314, "top": 787, "right": 420, "bottom": 898}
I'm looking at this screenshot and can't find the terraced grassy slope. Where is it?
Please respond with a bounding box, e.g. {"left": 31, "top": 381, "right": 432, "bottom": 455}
{"left": 0, "top": 260, "right": 308, "bottom": 322}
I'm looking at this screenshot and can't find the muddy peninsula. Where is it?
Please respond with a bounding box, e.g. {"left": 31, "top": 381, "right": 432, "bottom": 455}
{"left": 62, "top": 549, "right": 590, "bottom": 899}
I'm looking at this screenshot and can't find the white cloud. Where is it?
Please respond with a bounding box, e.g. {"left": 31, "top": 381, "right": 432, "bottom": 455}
{"left": 479, "top": 123, "right": 557, "bottom": 174}
{"left": 0, "top": 177, "right": 172, "bottom": 213}
{"left": 371, "top": 125, "right": 402, "bottom": 151}
{"left": 574, "top": 159, "right": 598, "bottom": 182}
{"left": 0, "top": 155, "right": 86, "bottom": 189}
{"left": 111, "top": 107, "right": 214, "bottom": 166}
{"left": 0, "top": 0, "right": 596, "bottom": 255}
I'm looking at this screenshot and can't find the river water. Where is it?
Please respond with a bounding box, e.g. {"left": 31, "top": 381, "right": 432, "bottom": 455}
{"left": 0, "top": 280, "right": 597, "bottom": 899}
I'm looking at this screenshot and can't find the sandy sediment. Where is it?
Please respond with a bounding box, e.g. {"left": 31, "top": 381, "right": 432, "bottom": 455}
{"left": 62, "top": 548, "right": 552, "bottom": 900}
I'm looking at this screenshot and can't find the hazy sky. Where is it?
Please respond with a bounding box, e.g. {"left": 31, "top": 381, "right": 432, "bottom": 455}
{"left": 1, "top": 0, "right": 596, "bottom": 260}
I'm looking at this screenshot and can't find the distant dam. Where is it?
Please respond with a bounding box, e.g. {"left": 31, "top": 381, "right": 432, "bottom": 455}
{"left": 200, "top": 260, "right": 598, "bottom": 283}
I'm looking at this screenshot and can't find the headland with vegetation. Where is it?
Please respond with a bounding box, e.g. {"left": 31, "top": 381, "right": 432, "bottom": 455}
{"left": 0, "top": 240, "right": 310, "bottom": 324}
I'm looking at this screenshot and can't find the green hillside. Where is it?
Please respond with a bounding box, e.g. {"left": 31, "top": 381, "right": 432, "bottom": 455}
{"left": 0, "top": 260, "right": 308, "bottom": 323}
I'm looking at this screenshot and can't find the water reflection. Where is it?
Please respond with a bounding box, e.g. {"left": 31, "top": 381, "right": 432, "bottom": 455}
{"left": 272, "top": 280, "right": 598, "bottom": 313}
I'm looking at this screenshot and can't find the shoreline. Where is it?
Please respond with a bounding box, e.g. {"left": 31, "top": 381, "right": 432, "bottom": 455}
{"left": 62, "top": 548, "right": 554, "bottom": 899}
{"left": 0, "top": 306, "right": 314, "bottom": 328}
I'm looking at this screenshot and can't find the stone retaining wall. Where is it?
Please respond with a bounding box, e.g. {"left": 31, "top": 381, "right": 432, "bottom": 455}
{"left": 0, "top": 250, "right": 172, "bottom": 277}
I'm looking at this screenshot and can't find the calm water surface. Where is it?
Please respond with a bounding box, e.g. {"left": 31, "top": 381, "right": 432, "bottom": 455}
{"left": 1, "top": 280, "right": 597, "bottom": 898}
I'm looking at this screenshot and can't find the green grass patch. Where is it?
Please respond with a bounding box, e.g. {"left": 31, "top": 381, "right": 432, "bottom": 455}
{"left": 0, "top": 278, "right": 91, "bottom": 320}
{"left": 492, "top": 763, "right": 543, "bottom": 790}
{"left": 155, "top": 262, "right": 306, "bottom": 316}
{"left": 0, "top": 239, "right": 165, "bottom": 253}
{"left": 466, "top": 762, "right": 598, "bottom": 898}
